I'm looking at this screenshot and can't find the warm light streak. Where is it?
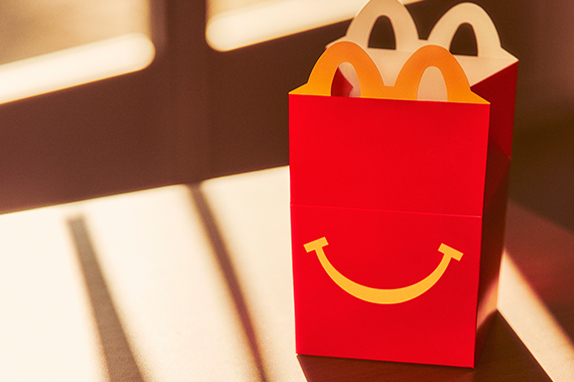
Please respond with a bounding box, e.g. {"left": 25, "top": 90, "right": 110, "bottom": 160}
{"left": 206, "top": 0, "right": 423, "bottom": 51}
{"left": 0, "top": 33, "right": 155, "bottom": 104}
{"left": 499, "top": 252, "right": 574, "bottom": 381}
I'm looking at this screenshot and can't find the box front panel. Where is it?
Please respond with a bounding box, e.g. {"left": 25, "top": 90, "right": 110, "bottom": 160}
{"left": 289, "top": 94, "right": 490, "bottom": 216}
{"left": 291, "top": 204, "right": 483, "bottom": 367}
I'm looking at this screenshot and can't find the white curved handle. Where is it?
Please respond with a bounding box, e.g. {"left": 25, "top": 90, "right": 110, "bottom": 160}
{"left": 341, "top": 0, "right": 419, "bottom": 52}
{"left": 427, "top": 3, "right": 503, "bottom": 58}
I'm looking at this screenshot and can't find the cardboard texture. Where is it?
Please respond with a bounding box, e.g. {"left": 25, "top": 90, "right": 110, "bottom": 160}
{"left": 289, "top": 0, "right": 517, "bottom": 368}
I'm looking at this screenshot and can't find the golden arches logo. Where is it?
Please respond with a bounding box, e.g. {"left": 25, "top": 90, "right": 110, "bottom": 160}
{"left": 304, "top": 237, "right": 463, "bottom": 304}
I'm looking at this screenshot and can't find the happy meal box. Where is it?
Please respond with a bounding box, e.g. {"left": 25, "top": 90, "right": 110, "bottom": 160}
{"left": 289, "top": 1, "right": 517, "bottom": 368}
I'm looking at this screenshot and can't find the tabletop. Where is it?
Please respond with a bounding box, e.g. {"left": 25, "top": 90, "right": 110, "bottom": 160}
{"left": 0, "top": 166, "right": 572, "bottom": 381}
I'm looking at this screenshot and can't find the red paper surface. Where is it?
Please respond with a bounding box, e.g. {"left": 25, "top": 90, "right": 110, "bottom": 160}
{"left": 471, "top": 62, "right": 517, "bottom": 355}
{"left": 290, "top": 95, "right": 491, "bottom": 216}
{"left": 291, "top": 204, "right": 483, "bottom": 366}
{"left": 290, "top": 90, "right": 491, "bottom": 367}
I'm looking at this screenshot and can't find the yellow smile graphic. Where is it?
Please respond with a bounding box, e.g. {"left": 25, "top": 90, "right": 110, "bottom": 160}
{"left": 304, "top": 237, "right": 463, "bottom": 304}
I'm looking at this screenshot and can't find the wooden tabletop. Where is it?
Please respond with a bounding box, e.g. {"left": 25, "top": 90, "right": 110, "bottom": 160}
{"left": 0, "top": 166, "right": 571, "bottom": 381}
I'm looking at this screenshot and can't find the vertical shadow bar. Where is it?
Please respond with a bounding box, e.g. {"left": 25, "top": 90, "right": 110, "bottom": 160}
{"left": 68, "top": 216, "right": 145, "bottom": 382}
{"left": 190, "top": 185, "right": 268, "bottom": 382}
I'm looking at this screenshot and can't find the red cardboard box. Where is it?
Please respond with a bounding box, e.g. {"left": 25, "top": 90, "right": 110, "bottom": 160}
{"left": 290, "top": 40, "right": 499, "bottom": 367}
{"left": 290, "top": 1, "right": 518, "bottom": 367}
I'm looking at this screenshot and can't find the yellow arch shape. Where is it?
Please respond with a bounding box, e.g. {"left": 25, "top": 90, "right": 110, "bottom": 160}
{"left": 304, "top": 237, "right": 463, "bottom": 304}
{"left": 290, "top": 41, "right": 487, "bottom": 104}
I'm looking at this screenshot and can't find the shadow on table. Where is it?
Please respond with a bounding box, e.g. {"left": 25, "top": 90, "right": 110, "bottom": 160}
{"left": 189, "top": 185, "right": 270, "bottom": 382}
{"left": 67, "top": 216, "right": 145, "bottom": 382}
{"left": 297, "top": 312, "right": 550, "bottom": 382}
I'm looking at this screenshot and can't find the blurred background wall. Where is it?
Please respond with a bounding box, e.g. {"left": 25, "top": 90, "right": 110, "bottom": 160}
{"left": 0, "top": 0, "right": 571, "bottom": 231}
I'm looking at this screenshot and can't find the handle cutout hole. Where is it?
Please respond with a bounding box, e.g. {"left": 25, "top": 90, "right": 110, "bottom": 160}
{"left": 417, "top": 66, "right": 447, "bottom": 101}
{"left": 450, "top": 23, "right": 478, "bottom": 56}
{"left": 331, "top": 62, "right": 361, "bottom": 97}
{"left": 368, "top": 16, "right": 396, "bottom": 50}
